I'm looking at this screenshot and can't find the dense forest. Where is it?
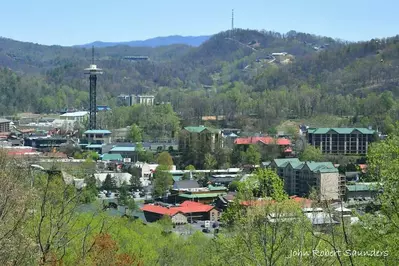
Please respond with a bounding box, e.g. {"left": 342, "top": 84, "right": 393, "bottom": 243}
{"left": 1, "top": 29, "right": 399, "bottom": 132}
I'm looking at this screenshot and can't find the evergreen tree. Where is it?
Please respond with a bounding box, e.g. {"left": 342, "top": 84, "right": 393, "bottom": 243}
{"left": 102, "top": 174, "right": 116, "bottom": 191}
{"left": 118, "top": 182, "right": 129, "bottom": 206}
{"left": 129, "top": 123, "right": 142, "bottom": 142}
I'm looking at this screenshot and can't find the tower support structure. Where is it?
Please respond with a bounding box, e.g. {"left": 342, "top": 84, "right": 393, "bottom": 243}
{"left": 84, "top": 55, "right": 102, "bottom": 129}
{"left": 89, "top": 74, "right": 97, "bottom": 129}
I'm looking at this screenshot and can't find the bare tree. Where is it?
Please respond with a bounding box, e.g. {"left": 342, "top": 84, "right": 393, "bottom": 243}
{"left": 0, "top": 151, "right": 37, "bottom": 265}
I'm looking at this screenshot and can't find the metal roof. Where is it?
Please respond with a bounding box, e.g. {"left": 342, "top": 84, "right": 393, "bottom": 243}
{"left": 86, "top": 144, "right": 103, "bottom": 149}
{"left": 273, "top": 158, "right": 301, "bottom": 168}
{"left": 84, "top": 130, "right": 111, "bottom": 134}
{"left": 346, "top": 183, "right": 379, "bottom": 192}
{"left": 208, "top": 185, "right": 228, "bottom": 191}
{"left": 183, "top": 126, "right": 220, "bottom": 134}
{"left": 101, "top": 153, "right": 123, "bottom": 161}
{"left": 110, "top": 146, "right": 136, "bottom": 152}
{"left": 173, "top": 180, "right": 200, "bottom": 189}
{"left": 307, "top": 128, "right": 375, "bottom": 135}
{"left": 0, "top": 118, "right": 11, "bottom": 123}
{"left": 179, "top": 193, "right": 226, "bottom": 199}
{"left": 60, "top": 111, "right": 88, "bottom": 117}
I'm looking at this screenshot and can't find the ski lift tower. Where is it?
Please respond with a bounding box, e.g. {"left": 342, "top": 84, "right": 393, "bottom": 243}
{"left": 84, "top": 47, "right": 103, "bottom": 130}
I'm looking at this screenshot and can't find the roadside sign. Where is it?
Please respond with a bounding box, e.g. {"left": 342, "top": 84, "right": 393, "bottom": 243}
{"left": 205, "top": 220, "right": 210, "bottom": 228}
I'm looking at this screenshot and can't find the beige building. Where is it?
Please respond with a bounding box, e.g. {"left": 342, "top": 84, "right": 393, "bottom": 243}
{"left": 266, "top": 158, "right": 340, "bottom": 200}
{"left": 131, "top": 95, "right": 155, "bottom": 106}
{"left": 171, "top": 212, "right": 188, "bottom": 225}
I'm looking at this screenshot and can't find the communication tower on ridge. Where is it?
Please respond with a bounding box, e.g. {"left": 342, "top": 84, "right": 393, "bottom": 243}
{"left": 84, "top": 46, "right": 103, "bottom": 130}
{"left": 230, "top": 9, "right": 235, "bottom": 38}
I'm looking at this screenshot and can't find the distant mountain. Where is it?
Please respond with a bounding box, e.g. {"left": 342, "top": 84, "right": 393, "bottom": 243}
{"left": 77, "top": 35, "right": 211, "bottom": 48}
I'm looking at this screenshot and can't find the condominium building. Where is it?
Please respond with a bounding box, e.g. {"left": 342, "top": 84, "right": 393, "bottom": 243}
{"left": 0, "top": 118, "right": 11, "bottom": 132}
{"left": 117, "top": 94, "right": 155, "bottom": 106}
{"left": 307, "top": 128, "right": 375, "bottom": 155}
{"left": 179, "top": 126, "right": 223, "bottom": 152}
{"left": 265, "top": 158, "right": 340, "bottom": 200}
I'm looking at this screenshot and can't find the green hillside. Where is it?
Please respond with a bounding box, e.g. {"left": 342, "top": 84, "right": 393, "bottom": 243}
{"left": 0, "top": 30, "right": 398, "bottom": 132}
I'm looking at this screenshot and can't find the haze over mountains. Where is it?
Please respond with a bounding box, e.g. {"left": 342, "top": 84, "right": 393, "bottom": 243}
{"left": 76, "top": 35, "right": 211, "bottom": 48}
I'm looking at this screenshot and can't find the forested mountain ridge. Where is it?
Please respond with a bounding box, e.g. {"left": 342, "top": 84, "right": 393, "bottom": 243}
{"left": 1, "top": 29, "right": 399, "bottom": 133}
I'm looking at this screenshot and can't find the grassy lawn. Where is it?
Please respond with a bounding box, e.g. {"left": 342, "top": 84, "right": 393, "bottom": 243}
{"left": 278, "top": 115, "right": 350, "bottom": 131}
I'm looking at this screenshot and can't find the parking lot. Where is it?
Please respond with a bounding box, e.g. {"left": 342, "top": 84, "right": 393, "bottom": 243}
{"left": 172, "top": 220, "right": 220, "bottom": 238}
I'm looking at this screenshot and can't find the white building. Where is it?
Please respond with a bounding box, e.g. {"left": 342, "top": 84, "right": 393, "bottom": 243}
{"left": 130, "top": 95, "right": 155, "bottom": 106}
{"left": 60, "top": 111, "right": 89, "bottom": 123}
{"left": 94, "top": 172, "right": 132, "bottom": 188}
{"left": 133, "top": 162, "right": 177, "bottom": 186}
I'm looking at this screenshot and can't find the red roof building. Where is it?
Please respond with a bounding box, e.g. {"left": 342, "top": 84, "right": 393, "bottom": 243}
{"left": 4, "top": 147, "right": 40, "bottom": 157}
{"left": 290, "top": 196, "right": 312, "bottom": 208}
{"left": 234, "top": 136, "right": 292, "bottom": 156}
{"left": 141, "top": 201, "right": 220, "bottom": 224}
{"left": 234, "top": 136, "right": 291, "bottom": 146}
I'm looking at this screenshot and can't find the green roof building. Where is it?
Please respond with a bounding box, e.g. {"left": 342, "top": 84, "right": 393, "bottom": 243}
{"left": 307, "top": 128, "right": 376, "bottom": 155}
{"left": 345, "top": 182, "right": 381, "bottom": 201}
{"left": 267, "top": 158, "right": 341, "bottom": 201}
{"left": 179, "top": 125, "right": 223, "bottom": 154}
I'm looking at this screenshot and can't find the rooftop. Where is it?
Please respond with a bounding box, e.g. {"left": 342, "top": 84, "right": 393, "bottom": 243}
{"left": 179, "top": 193, "right": 226, "bottom": 199}
{"left": 110, "top": 146, "right": 136, "bottom": 152}
{"left": 173, "top": 180, "right": 200, "bottom": 190}
{"left": 60, "top": 111, "right": 88, "bottom": 117}
{"left": 86, "top": 144, "right": 103, "bottom": 149}
{"left": 0, "top": 118, "right": 11, "bottom": 123}
{"left": 183, "top": 125, "right": 220, "bottom": 134}
{"left": 84, "top": 129, "right": 112, "bottom": 135}
{"left": 101, "top": 153, "right": 123, "bottom": 161}
{"left": 234, "top": 136, "right": 291, "bottom": 146}
{"left": 346, "top": 183, "right": 380, "bottom": 192}
{"left": 141, "top": 201, "right": 214, "bottom": 216}
{"left": 207, "top": 184, "right": 228, "bottom": 191}
{"left": 273, "top": 158, "right": 301, "bottom": 168}
{"left": 271, "top": 158, "right": 339, "bottom": 173}
{"left": 307, "top": 128, "right": 375, "bottom": 135}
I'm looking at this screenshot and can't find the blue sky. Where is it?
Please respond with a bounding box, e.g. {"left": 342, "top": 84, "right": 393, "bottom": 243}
{"left": 1, "top": 0, "right": 398, "bottom": 46}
